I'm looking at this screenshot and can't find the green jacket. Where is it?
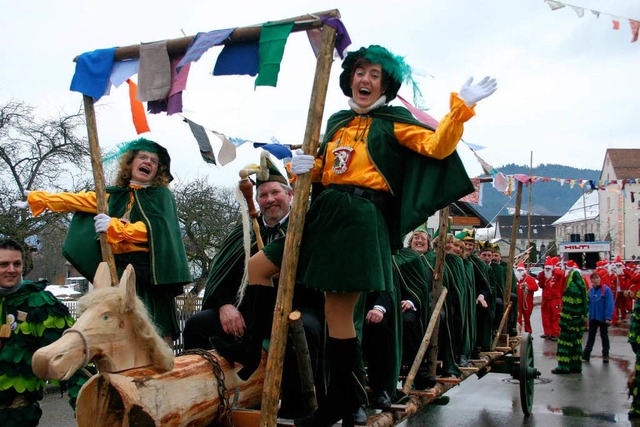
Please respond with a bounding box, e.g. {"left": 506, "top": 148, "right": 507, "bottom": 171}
{"left": 0, "top": 280, "right": 88, "bottom": 425}
{"left": 319, "top": 106, "right": 474, "bottom": 248}
{"left": 62, "top": 185, "right": 191, "bottom": 286}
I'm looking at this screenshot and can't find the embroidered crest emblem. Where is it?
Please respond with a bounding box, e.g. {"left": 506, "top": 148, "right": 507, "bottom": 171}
{"left": 332, "top": 146, "right": 354, "bottom": 175}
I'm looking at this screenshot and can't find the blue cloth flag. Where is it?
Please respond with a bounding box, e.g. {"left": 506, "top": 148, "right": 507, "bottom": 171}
{"left": 70, "top": 47, "right": 117, "bottom": 99}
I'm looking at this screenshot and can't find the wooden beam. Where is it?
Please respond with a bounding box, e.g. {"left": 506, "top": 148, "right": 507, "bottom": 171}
{"left": 78, "top": 10, "right": 341, "bottom": 62}
{"left": 259, "top": 22, "right": 337, "bottom": 427}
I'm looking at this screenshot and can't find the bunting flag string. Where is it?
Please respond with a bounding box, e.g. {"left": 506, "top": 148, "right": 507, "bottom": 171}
{"left": 468, "top": 151, "right": 639, "bottom": 196}
{"left": 181, "top": 116, "right": 295, "bottom": 167}
{"left": 544, "top": 0, "right": 640, "bottom": 43}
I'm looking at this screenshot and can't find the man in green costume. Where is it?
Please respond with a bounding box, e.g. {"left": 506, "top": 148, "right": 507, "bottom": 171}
{"left": 184, "top": 153, "right": 324, "bottom": 419}
{"left": 474, "top": 241, "right": 499, "bottom": 351}
{"left": 424, "top": 233, "right": 461, "bottom": 377}
{"left": 551, "top": 268, "right": 588, "bottom": 374}
{"left": 492, "top": 245, "right": 518, "bottom": 335}
{"left": 455, "top": 231, "right": 478, "bottom": 363}
{"left": 393, "top": 226, "right": 435, "bottom": 389}
{"left": 0, "top": 238, "right": 88, "bottom": 427}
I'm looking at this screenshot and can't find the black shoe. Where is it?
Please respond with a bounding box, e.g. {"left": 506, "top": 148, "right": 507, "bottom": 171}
{"left": 551, "top": 368, "right": 570, "bottom": 375}
{"left": 372, "top": 391, "right": 391, "bottom": 409}
{"left": 582, "top": 354, "right": 590, "bottom": 362}
{"left": 603, "top": 356, "right": 609, "bottom": 363}
{"left": 570, "top": 368, "right": 582, "bottom": 373}
{"left": 353, "top": 405, "right": 367, "bottom": 425}
{"left": 414, "top": 372, "right": 437, "bottom": 390}
{"left": 540, "top": 334, "right": 548, "bottom": 339}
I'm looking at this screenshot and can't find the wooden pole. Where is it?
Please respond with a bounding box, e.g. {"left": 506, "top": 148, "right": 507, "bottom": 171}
{"left": 505, "top": 181, "right": 523, "bottom": 307}
{"left": 491, "top": 301, "right": 512, "bottom": 350}
{"left": 259, "top": 22, "right": 337, "bottom": 427}
{"left": 239, "top": 169, "right": 264, "bottom": 250}
{"left": 403, "top": 287, "right": 448, "bottom": 393}
{"left": 288, "top": 310, "right": 317, "bottom": 414}
{"left": 82, "top": 95, "right": 118, "bottom": 285}
{"left": 426, "top": 207, "right": 451, "bottom": 377}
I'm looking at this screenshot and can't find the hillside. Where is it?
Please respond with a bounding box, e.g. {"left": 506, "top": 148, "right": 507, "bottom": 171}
{"left": 475, "top": 164, "right": 600, "bottom": 222}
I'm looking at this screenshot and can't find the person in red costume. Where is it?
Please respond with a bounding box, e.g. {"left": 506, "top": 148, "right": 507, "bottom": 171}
{"left": 610, "top": 256, "right": 632, "bottom": 325}
{"left": 537, "top": 256, "right": 566, "bottom": 341}
{"left": 595, "top": 260, "right": 612, "bottom": 290}
{"left": 515, "top": 263, "right": 539, "bottom": 334}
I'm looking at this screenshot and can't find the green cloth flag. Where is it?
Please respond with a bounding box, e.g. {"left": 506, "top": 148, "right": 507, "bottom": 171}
{"left": 255, "top": 21, "right": 294, "bottom": 87}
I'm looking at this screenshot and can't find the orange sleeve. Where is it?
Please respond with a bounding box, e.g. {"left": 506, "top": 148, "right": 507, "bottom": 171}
{"left": 105, "top": 218, "right": 148, "bottom": 245}
{"left": 27, "top": 191, "right": 98, "bottom": 217}
{"left": 394, "top": 93, "right": 475, "bottom": 159}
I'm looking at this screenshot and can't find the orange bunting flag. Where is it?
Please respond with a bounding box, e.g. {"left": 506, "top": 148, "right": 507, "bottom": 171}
{"left": 630, "top": 20, "right": 640, "bottom": 42}
{"left": 612, "top": 20, "right": 620, "bottom": 30}
{"left": 127, "top": 79, "right": 150, "bottom": 134}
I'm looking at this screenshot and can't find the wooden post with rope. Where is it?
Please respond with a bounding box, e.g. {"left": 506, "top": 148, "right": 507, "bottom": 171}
{"left": 426, "top": 207, "right": 451, "bottom": 378}
{"left": 259, "top": 19, "right": 338, "bottom": 427}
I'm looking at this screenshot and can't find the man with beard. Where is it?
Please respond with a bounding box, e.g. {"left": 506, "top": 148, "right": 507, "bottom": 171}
{"left": 610, "top": 256, "right": 632, "bottom": 325}
{"left": 183, "top": 154, "right": 324, "bottom": 419}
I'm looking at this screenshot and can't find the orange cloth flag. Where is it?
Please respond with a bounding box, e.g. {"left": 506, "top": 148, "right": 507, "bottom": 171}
{"left": 612, "top": 20, "right": 620, "bottom": 30}
{"left": 127, "top": 79, "right": 150, "bottom": 134}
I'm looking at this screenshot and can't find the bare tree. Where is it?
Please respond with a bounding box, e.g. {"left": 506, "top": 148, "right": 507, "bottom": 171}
{"left": 172, "top": 177, "right": 240, "bottom": 294}
{"left": 0, "top": 99, "right": 91, "bottom": 273}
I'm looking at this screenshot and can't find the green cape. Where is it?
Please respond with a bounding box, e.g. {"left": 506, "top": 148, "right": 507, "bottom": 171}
{"left": 62, "top": 186, "right": 191, "bottom": 286}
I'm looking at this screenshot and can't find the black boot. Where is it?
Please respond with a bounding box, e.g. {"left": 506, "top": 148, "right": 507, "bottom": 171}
{"left": 295, "top": 337, "right": 365, "bottom": 427}
{"left": 210, "top": 285, "right": 275, "bottom": 380}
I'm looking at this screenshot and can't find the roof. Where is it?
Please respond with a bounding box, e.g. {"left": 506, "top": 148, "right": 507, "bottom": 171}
{"left": 450, "top": 201, "right": 490, "bottom": 228}
{"left": 602, "top": 149, "right": 640, "bottom": 180}
{"left": 553, "top": 190, "right": 599, "bottom": 225}
{"left": 495, "top": 215, "right": 560, "bottom": 240}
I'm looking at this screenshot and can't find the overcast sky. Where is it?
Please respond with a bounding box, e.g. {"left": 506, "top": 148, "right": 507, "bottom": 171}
{"left": 1, "top": 0, "right": 638, "bottom": 189}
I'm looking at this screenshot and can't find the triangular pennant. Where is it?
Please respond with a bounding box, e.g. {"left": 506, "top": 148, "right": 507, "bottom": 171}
{"left": 569, "top": 5, "right": 585, "bottom": 18}
{"left": 184, "top": 118, "right": 216, "bottom": 165}
{"left": 630, "top": 20, "right": 640, "bottom": 42}
{"left": 545, "top": 0, "right": 566, "bottom": 11}
{"left": 211, "top": 130, "right": 237, "bottom": 166}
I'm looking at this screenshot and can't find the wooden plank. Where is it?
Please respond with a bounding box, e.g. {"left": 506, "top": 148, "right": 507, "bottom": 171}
{"left": 436, "top": 377, "right": 461, "bottom": 385}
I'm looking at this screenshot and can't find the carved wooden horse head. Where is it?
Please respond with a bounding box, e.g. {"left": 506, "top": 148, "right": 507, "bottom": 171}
{"left": 32, "top": 263, "right": 174, "bottom": 381}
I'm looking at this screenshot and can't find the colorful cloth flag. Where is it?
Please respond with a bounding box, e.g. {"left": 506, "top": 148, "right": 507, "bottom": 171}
{"left": 126, "top": 79, "right": 150, "bottom": 134}
{"left": 176, "top": 28, "right": 235, "bottom": 74}
{"left": 213, "top": 42, "right": 259, "bottom": 76}
{"left": 185, "top": 118, "right": 216, "bottom": 164}
{"left": 137, "top": 41, "right": 171, "bottom": 102}
{"left": 70, "top": 47, "right": 117, "bottom": 100}
{"left": 255, "top": 21, "right": 295, "bottom": 87}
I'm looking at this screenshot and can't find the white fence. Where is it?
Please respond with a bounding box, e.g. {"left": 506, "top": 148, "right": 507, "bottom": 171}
{"left": 63, "top": 295, "right": 204, "bottom": 355}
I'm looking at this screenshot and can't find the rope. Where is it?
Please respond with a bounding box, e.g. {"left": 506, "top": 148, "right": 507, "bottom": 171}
{"left": 178, "top": 348, "right": 233, "bottom": 426}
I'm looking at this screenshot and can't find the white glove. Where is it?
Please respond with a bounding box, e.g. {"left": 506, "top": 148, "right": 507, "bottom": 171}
{"left": 290, "top": 149, "right": 315, "bottom": 175}
{"left": 12, "top": 190, "right": 31, "bottom": 210}
{"left": 459, "top": 76, "right": 498, "bottom": 107}
{"left": 12, "top": 200, "right": 29, "bottom": 210}
{"left": 93, "top": 213, "right": 112, "bottom": 233}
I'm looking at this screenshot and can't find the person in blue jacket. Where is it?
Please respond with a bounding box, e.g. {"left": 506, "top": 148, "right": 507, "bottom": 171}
{"left": 582, "top": 272, "right": 614, "bottom": 363}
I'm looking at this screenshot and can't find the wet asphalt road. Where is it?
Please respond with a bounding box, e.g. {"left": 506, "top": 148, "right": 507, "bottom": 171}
{"left": 39, "top": 303, "right": 637, "bottom": 426}
{"left": 401, "top": 306, "right": 636, "bottom": 427}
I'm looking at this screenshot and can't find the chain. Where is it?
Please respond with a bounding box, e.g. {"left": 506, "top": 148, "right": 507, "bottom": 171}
{"left": 178, "top": 348, "right": 233, "bottom": 427}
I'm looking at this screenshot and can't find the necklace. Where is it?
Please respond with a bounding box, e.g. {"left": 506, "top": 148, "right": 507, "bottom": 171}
{"left": 331, "top": 116, "right": 370, "bottom": 174}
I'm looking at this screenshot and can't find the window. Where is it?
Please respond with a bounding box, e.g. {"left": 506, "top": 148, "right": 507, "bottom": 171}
{"left": 533, "top": 228, "right": 538, "bottom": 234}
